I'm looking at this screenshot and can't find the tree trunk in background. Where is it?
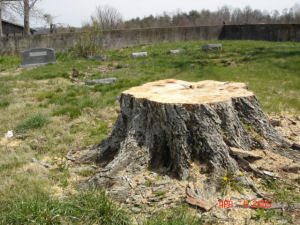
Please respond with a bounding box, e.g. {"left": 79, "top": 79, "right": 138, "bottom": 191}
{"left": 80, "top": 79, "right": 290, "bottom": 197}
{"left": 0, "top": 1, "right": 3, "bottom": 37}
{"left": 24, "top": 0, "right": 30, "bottom": 35}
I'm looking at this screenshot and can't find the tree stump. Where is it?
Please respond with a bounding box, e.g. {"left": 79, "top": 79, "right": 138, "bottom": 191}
{"left": 83, "top": 79, "right": 289, "bottom": 195}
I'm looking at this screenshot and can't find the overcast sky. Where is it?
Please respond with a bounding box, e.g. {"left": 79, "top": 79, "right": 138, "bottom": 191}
{"left": 35, "top": 0, "right": 298, "bottom": 27}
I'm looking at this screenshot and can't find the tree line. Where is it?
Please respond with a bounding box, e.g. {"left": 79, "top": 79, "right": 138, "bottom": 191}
{"left": 1, "top": 3, "right": 300, "bottom": 36}
{"left": 89, "top": 4, "right": 300, "bottom": 30}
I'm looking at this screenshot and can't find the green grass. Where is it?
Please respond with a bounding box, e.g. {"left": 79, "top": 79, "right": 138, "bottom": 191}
{"left": 216, "top": 170, "right": 246, "bottom": 196}
{"left": 0, "top": 40, "right": 299, "bottom": 224}
{"left": 52, "top": 105, "right": 82, "bottom": 119}
{"left": 251, "top": 208, "right": 293, "bottom": 224}
{"left": 0, "top": 100, "right": 9, "bottom": 108}
{"left": 0, "top": 189, "right": 131, "bottom": 225}
{"left": 0, "top": 80, "right": 13, "bottom": 95}
{"left": 2, "top": 41, "right": 299, "bottom": 114}
{"left": 0, "top": 56, "right": 20, "bottom": 71}
{"left": 144, "top": 207, "right": 205, "bottom": 225}
{"left": 15, "top": 114, "right": 49, "bottom": 133}
{"left": 261, "top": 178, "right": 300, "bottom": 203}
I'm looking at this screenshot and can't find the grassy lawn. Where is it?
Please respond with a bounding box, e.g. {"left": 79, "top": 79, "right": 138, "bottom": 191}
{"left": 0, "top": 40, "right": 299, "bottom": 224}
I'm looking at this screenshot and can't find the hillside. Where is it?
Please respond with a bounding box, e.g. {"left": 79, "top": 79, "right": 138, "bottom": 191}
{"left": 0, "top": 40, "right": 299, "bottom": 224}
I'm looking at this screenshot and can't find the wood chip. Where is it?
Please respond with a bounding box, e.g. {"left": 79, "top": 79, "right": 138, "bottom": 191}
{"left": 271, "top": 202, "right": 300, "bottom": 209}
{"left": 186, "top": 183, "right": 197, "bottom": 198}
{"left": 186, "top": 196, "right": 214, "bottom": 211}
{"left": 65, "top": 156, "right": 76, "bottom": 162}
{"left": 230, "top": 147, "right": 262, "bottom": 161}
{"left": 263, "top": 170, "right": 275, "bottom": 177}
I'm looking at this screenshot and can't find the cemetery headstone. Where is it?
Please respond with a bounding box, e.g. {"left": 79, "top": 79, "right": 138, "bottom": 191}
{"left": 168, "top": 49, "right": 184, "bottom": 54}
{"left": 131, "top": 52, "right": 148, "bottom": 58}
{"left": 189, "top": 64, "right": 195, "bottom": 69}
{"left": 19, "top": 48, "right": 57, "bottom": 68}
{"left": 85, "top": 78, "right": 117, "bottom": 85}
{"left": 202, "top": 44, "right": 222, "bottom": 51}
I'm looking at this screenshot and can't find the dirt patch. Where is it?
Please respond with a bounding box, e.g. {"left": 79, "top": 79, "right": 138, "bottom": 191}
{"left": 0, "top": 69, "right": 22, "bottom": 77}
{"left": 250, "top": 149, "right": 300, "bottom": 181}
{"left": 0, "top": 137, "right": 21, "bottom": 147}
{"left": 17, "top": 162, "right": 49, "bottom": 175}
{"left": 270, "top": 113, "right": 300, "bottom": 144}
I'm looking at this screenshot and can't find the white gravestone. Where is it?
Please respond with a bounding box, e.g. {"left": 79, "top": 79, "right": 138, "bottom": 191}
{"left": 131, "top": 52, "right": 148, "bottom": 58}
{"left": 168, "top": 49, "right": 184, "bottom": 54}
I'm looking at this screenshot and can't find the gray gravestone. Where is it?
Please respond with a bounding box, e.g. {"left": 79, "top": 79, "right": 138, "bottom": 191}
{"left": 202, "top": 44, "right": 222, "bottom": 51}
{"left": 85, "top": 78, "right": 117, "bottom": 85}
{"left": 168, "top": 49, "right": 184, "bottom": 54}
{"left": 19, "top": 48, "right": 57, "bottom": 68}
{"left": 131, "top": 52, "right": 148, "bottom": 58}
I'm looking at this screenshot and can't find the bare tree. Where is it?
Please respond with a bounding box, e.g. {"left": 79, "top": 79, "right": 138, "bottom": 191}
{"left": 294, "top": 4, "right": 300, "bottom": 23}
{"left": 2, "top": 0, "right": 41, "bottom": 36}
{"left": 20, "top": 0, "right": 39, "bottom": 35}
{"left": 0, "top": 0, "right": 23, "bottom": 37}
{"left": 0, "top": 1, "right": 2, "bottom": 36}
{"left": 23, "top": 0, "right": 29, "bottom": 34}
{"left": 43, "top": 13, "right": 55, "bottom": 33}
{"left": 91, "top": 5, "right": 123, "bottom": 30}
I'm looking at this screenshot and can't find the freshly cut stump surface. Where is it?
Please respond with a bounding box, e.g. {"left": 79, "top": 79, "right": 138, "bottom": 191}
{"left": 83, "top": 79, "right": 289, "bottom": 196}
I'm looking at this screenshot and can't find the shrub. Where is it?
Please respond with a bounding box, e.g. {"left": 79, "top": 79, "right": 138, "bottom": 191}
{"left": 73, "top": 21, "right": 102, "bottom": 57}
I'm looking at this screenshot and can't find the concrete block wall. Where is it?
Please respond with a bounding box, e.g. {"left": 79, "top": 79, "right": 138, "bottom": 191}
{"left": 0, "top": 24, "right": 299, "bottom": 55}
{"left": 219, "top": 24, "right": 300, "bottom": 42}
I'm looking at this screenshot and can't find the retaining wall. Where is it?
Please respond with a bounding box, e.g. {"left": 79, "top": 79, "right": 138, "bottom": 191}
{"left": 0, "top": 24, "right": 299, "bottom": 55}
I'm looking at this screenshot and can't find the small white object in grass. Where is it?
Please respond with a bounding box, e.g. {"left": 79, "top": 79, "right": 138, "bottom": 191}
{"left": 168, "top": 49, "right": 184, "bottom": 54}
{"left": 32, "top": 157, "right": 51, "bottom": 168}
{"left": 263, "top": 170, "right": 274, "bottom": 177}
{"left": 131, "top": 52, "right": 148, "bottom": 58}
{"left": 5, "top": 130, "right": 13, "bottom": 138}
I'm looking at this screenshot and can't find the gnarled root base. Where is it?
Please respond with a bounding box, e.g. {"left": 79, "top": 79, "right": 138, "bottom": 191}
{"left": 81, "top": 80, "right": 290, "bottom": 198}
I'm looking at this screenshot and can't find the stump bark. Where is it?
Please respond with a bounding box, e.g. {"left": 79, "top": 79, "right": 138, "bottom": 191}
{"left": 83, "top": 79, "right": 289, "bottom": 194}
